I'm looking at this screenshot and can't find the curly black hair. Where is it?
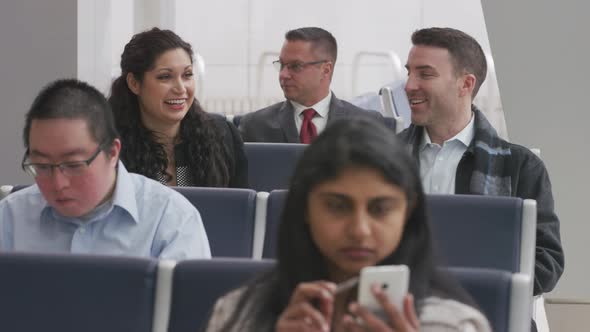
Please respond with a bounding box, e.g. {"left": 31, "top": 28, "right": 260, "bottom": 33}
{"left": 108, "top": 27, "right": 229, "bottom": 186}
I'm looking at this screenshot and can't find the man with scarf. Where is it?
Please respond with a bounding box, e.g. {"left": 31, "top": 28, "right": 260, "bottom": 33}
{"left": 399, "top": 27, "right": 563, "bottom": 331}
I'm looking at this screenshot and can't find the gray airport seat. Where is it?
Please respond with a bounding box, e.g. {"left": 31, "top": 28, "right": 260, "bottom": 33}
{"left": 449, "top": 267, "right": 531, "bottom": 332}
{"left": 173, "top": 187, "right": 257, "bottom": 258}
{"left": 164, "top": 258, "right": 274, "bottom": 332}
{"left": 0, "top": 252, "right": 159, "bottom": 332}
{"left": 243, "top": 143, "right": 306, "bottom": 192}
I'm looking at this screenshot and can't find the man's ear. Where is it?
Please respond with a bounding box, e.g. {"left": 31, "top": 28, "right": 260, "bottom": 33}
{"left": 126, "top": 73, "right": 141, "bottom": 95}
{"left": 459, "top": 73, "right": 476, "bottom": 98}
{"left": 107, "top": 138, "right": 122, "bottom": 167}
{"left": 322, "top": 61, "right": 334, "bottom": 80}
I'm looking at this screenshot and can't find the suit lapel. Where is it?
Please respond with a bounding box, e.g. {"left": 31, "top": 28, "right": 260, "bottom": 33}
{"left": 277, "top": 101, "right": 300, "bottom": 143}
{"left": 326, "top": 93, "right": 346, "bottom": 124}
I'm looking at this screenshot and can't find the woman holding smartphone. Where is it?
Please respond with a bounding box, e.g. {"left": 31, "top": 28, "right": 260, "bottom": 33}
{"left": 204, "top": 118, "right": 491, "bottom": 331}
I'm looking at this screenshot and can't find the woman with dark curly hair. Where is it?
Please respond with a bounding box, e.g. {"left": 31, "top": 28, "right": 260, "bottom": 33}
{"left": 109, "top": 27, "right": 247, "bottom": 187}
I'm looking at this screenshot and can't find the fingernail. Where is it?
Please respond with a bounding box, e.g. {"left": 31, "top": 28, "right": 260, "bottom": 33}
{"left": 348, "top": 302, "right": 358, "bottom": 313}
{"left": 326, "top": 283, "right": 337, "bottom": 292}
{"left": 321, "top": 290, "right": 332, "bottom": 299}
{"left": 322, "top": 323, "right": 329, "bottom": 332}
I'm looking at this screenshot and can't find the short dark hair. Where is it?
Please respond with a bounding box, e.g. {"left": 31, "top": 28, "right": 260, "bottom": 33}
{"left": 411, "top": 27, "right": 487, "bottom": 98}
{"left": 23, "top": 78, "right": 119, "bottom": 151}
{"left": 285, "top": 27, "right": 338, "bottom": 63}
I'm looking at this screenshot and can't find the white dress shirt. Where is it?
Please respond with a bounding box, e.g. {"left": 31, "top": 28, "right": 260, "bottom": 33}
{"left": 420, "top": 114, "right": 475, "bottom": 194}
{"left": 291, "top": 91, "right": 332, "bottom": 135}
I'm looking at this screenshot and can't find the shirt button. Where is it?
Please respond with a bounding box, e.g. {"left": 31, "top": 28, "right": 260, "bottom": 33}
{"left": 79, "top": 228, "right": 86, "bottom": 234}
{"left": 438, "top": 157, "right": 444, "bottom": 161}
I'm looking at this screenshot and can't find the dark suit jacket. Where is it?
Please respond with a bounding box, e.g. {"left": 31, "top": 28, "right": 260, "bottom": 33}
{"left": 238, "top": 94, "right": 383, "bottom": 143}
{"left": 209, "top": 113, "right": 248, "bottom": 188}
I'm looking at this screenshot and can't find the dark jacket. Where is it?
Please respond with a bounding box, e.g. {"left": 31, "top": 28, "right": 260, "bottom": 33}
{"left": 399, "top": 107, "right": 564, "bottom": 295}
{"left": 239, "top": 93, "right": 382, "bottom": 143}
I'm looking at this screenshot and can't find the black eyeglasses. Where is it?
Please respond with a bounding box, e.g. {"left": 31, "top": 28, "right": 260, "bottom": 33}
{"left": 272, "top": 60, "right": 328, "bottom": 73}
{"left": 21, "top": 145, "right": 104, "bottom": 178}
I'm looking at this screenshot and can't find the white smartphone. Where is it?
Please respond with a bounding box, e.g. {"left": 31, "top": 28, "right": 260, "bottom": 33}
{"left": 357, "top": 265, "right": 409, "bottom": 319}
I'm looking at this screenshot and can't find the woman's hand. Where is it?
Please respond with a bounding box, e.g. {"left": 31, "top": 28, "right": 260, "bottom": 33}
{"left": 342, "top": 285, "right": 420, "bottom": 332}
{"left": 275, "top": 281, "right": 337, "bottom": 332}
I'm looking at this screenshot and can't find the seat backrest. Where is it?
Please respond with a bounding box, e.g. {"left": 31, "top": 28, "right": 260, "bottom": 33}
{"left": 448, "top": 267, "right": 512, "bottom": 332}
{"left": 382, "top": 117, "right": 397, "bottom": 132}
{"left": 168, "top": 258, "right": 275, "bottom": 332}
{"left": 244, "top": 143, "right": 306, "bottom": 192}
{"left": 0, "top": 185, "right": 12, "bottom": 199}
{"left": 263, "top": 192, "right": 528, "bottom": 270}
{"left": 0, "top": 252, "right": 158, "bottom": 332}
{"left": 12, "top": 184, "right": 31, "bottom": 193}
{"left": 379, "top": 86, "right": 403, "bottom": 134}
{"left": 173, "top": 187, "right": 257, "bottom": 258}
{"left": 262, "top": 189, "right": 288, "bottom": 258}
{"left": 427, "top": 194, "right": 523, "bottom": 272}
{"left": 0, "top": 184, "right": 31, "bottom": 197}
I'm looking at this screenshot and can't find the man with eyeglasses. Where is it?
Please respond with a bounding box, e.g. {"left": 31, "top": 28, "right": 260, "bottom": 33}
{"left": 239, "top": 27, "right": 382, "bottom": 143}
{"left": 0, "top": 79, "right": 211, "bottom": 260}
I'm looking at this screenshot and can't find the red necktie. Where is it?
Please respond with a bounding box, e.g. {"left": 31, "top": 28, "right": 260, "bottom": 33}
{"left": 299, "top": 108, "right": 317, "bottom": 144}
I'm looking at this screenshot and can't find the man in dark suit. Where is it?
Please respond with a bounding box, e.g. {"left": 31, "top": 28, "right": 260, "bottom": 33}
{"left": 239, "top": 27, "right": 381, "bottom": 143}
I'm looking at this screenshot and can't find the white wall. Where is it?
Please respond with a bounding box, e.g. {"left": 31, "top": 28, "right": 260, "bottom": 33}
{"left": 141, "top": 0, "right": 503, "bottom": 121}
{"left": 482, "top": 0, "right": 590, "bottom": 301}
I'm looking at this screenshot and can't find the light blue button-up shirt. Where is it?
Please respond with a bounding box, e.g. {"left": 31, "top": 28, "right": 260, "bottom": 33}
{"left": 0, "top": 162, "right": 211, "bottom": 260}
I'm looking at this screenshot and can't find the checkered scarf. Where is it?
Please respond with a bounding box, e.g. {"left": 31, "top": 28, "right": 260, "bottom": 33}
{"left": 399, "top": 105, "right": 512, "bottom": 196}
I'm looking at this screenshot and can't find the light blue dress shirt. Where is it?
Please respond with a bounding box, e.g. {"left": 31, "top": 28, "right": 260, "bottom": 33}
{"left": 0, "top": 162, "right": 211, "bottom": 260}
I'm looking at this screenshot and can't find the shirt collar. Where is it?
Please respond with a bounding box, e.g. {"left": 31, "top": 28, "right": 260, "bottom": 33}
{"left": 420, "top": 112, "right": 475, "bottom": 151}
{"left": 111, "top": 161, "right": 139, "bottom": 223}
{"left": 290, "top": 91, "right": 332, "bottom": 118}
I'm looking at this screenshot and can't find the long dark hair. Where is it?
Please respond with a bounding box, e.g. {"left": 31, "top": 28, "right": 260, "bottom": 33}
{"left": 109, "top": 27, "right": 229, "bottom": 186}
{"left": 217, "top": 118, "right": 474, "bottom": 330}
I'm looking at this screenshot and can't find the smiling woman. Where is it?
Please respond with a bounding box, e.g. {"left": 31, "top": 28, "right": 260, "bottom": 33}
{"left": 108, "top": 28, "right": 247, "bottom": 188}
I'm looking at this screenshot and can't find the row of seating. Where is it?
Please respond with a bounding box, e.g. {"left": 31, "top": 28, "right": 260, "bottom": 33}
{"left": 171, "top": 187, "right": 536, "bottom": 274}
{"left": 176, "top": 188, "right": 536, "bottom": 332}
{"left": 0, "top": 184, "right": 536, "bottom": 277}
{"left": 0, "top": 253, "right": 528, "bottom": 332}
{"left": 0, "top": 185, "right": 536, "bottom": 331}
